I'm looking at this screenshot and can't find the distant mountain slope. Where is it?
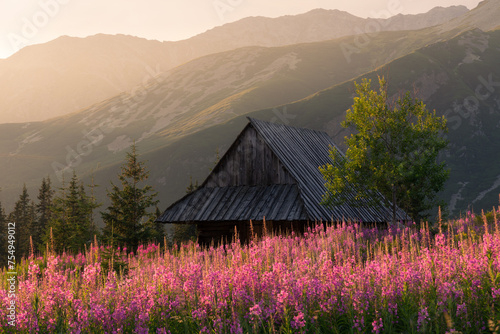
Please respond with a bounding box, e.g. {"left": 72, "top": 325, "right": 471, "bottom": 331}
{"left": 2, "top": 28, "right": 500, "bottom": 219}
{"left": 137, "top": 29, "right": 500, "bottom": 217}
{"left": 437, "top": 0, "right": 500, "bottom": 33}
{"left": 183, "top": 6, "right": 469, "bottom": 50}
{"left": 220, "top": 29, "right": 500, "bottom": 216}
{"left": 382, "top": 6, "right": 469, "bottom": 31}
{"left": 0, "top": 34, "right": 170, "bottom": 123}
{"left": 0, "top": 27, "right": 458, "bottom": 213}
{"left": 82, "top": 28, "right": 500, "bottom": 219}
{"left": 0, "top": 5, "right": 470, "bottom": 124}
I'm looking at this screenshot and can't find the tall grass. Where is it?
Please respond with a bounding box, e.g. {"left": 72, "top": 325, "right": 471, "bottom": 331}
{"left": 1, "top": 211, "right": 500, "bottom": 333}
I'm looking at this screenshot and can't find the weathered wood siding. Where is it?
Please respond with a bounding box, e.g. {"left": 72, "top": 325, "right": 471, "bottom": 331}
{"left": 205, "top": 126, "right": 295, "bottom": 187}
{"left": 196, "top": 220, "right": 307, "bottom": 245}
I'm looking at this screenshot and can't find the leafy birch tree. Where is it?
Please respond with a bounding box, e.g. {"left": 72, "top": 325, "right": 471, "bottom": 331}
{"left": 320, "top": 77, "right": 449, "bottom": 222}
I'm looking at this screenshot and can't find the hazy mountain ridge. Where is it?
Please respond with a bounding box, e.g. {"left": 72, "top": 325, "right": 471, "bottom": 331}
{"left": 134, "top": 28, "right": 500, "bottom": 216}
{"left": 437, "top": 0, "right": 500, "bottom": 33}
{"left": 0, "top": 5, "right": 471, "bottom": 124}
{"left": 0, "top": 34, "right": 170, "bottom": 123}
{"left": 382, "top": 6, "right": 469, "bottom": 30}
{"left": 1, "top": 0, "right": 500, "bottom": 216}
{"left": 99, "top": 28, "right": 500, "bottom": 216}
{"left": 185, "top": 6, "right": 469, "bottom": 50}
{"left": 247, "top": 29, "right": 500, "bottom": 214}
{"left": 0, "top": 26, "right": 460, "bottom": 212}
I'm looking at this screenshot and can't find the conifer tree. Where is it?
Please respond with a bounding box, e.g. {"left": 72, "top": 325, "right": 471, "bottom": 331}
{"left": 35, "top": 177, "right": 54, "bottom": 252}
{"left": 46, "top": 171, "right": 99, "bottom": 253}
{"left": 8, "top": 184, "right": 36, "bottom": 259}
{"left": 101, "top": 143, "right": 159, "bottom": 252}
{"left": 172, "top": 177, "right": 198, "bottom": 244}
{"left": 141, "top": 206, "right": 165, "bottom": 245}
{"left": 185, "top": 175, "right": 199, "bottom": 194}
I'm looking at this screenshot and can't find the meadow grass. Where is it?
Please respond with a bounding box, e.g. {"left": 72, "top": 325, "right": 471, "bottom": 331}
{"left": 1, "top": 210, "right": 500, "bottom": 333}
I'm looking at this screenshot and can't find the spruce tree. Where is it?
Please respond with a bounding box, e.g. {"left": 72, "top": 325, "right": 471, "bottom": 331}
{"left": 141, "top": 206, "right": 165, "bottom": 245}
{"left": 101, "top": 143, "right": 159, "bottom": 252}
{"left": 35, "top": 177, "right": 54, "bottom": 252}
{"left": 46, "top": 171, "right": 99, "bottom": 253}
{"left": 9, "top": 184, "right": 36, "bottom": 259}
{"left": 172, "top": 177, "right": 198, "bottom": 244}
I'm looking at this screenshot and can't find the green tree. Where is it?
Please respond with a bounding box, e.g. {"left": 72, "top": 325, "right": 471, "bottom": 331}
{"left": 35, "top": 177, "right": 55, "bottom": 252}
{"left": 8, "top": 184, "right": 36, "bottom": 258}
{"left": 185, "top": 175, "right": 199, "bottom": 194}
{"left": 210, "top": 148, "right": 221, "bottom": 172}
{"left": 101, "top": 143, "right": 159, "bottom": 252}
{"left": 142, "top": 206, "right": 166, "bottom": 245}
{"left": 171, "top": 177, "right": 198, "bottom": 244}
{"left": 46, "top": 172, "right": 99, "bottom": 253}
{"left": 320, "top": 77, "right": 449, "bottom": 222}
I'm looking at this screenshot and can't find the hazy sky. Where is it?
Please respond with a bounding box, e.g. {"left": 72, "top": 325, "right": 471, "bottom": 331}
{"left": 0, "top": 0, "right": 482, "bottom": 59}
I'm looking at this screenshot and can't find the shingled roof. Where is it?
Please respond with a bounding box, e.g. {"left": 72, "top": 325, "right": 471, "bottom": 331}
{"left": 157, "top": 118, "right": 407, "bottom": 224}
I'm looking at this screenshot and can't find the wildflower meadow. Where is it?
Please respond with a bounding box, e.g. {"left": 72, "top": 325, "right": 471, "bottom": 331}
{"left": 1, "top": 212, "right": 500, "bottom": 333}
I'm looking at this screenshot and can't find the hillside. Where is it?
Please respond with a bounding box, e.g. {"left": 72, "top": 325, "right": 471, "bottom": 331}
{"left": 437, "top": 0, "right": 500, "bottom": 33}
{"left": 182, "top": 6, "right": 468, "bottom": 51}
{"left": 0, "top": 26, "right": 463, "bottom": 213}
{"left": 0, "top": 6, "right": 469, "bottom": 124}
{"left": 0, "top": 35, "right": 170, "bottom": 123}
{"left": 3, "top": 29, "right": 500, "bottom": 218}
{"left": 1, "top": 1, "right": 500, "bottom": 216}
{"left": 186, "top": 28, "right": 500, "bottom": 215}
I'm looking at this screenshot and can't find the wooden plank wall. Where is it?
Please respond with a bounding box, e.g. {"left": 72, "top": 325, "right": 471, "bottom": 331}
{"left": 205, "top": 126, "right": 295, "bottom": 187}
{"left": 197, "top": 220, "right": 307, "bottom": 245}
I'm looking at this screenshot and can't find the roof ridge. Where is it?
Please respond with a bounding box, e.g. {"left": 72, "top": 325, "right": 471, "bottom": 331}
{"left": 247, "top": 117, "right": 335, "bottom": 138}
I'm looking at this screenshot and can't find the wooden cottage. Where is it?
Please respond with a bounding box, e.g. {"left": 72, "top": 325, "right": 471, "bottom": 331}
{"left": 156, "top": 118, "right": 406, "bottom": 243}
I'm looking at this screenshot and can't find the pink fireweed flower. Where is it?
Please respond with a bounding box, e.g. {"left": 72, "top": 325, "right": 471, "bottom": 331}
{"left": 1, "top": 220, "right": 499, "bottom": 332}
{"left": 249, "top": 304, "right": 262, "bottom": 320}
{"left": 372, "top": 316, "right": 383, "bottom": 334}
{"left": 417, "top": 307, "right": 430, "bottom": 332}
{"left": 456, "top": 303, "right": 467, "bottom": 318}
{"left": 277, "top": 289, "right": 289, "bottom": 306}
{"left": 492, "top": 288, "right": 500, "bottom": 299}
{"left": 291, "top": 311, "right": 306, "bottom": 329}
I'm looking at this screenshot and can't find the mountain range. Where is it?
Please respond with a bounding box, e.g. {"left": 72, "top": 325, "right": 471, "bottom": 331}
{"left": 0, "top": 5, "right": 469, "bottom": 124}
{"left": 1, "top": 0, "right": 499, "bottom": 220}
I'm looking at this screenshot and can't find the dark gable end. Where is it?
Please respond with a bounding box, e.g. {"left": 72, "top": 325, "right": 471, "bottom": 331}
{"left": 204, "top": 124, "right": 295, "bottom": 187}
{"left": 156, "top": 117, "right": 407, "bottom": 225}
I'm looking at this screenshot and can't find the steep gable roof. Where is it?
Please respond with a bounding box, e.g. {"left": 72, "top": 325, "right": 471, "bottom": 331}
{"left": 247, "top": 118, "right": 407, "bottom": 222}
{"left": 159, "top": 184, "right": 308, "bottom": 222}
{"left": 157, "top": 118, "right": 407, "bottom": 224}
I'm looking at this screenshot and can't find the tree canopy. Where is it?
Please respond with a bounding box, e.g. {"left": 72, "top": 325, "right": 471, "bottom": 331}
{"left": 101, "top": 143, "right": 161, "bottom": 251}
{"left": 8, "top": 184, "right": 36, "bottom": 258}
{"left": 45, "top": 172, "right": 99, "bottom": 253}
{"left": 320, "top": 77, "right": 449, "bottom": 222}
